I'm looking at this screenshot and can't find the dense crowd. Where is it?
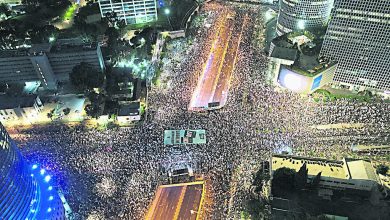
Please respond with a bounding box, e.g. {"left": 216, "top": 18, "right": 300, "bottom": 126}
{"left": 12, "top": 2, "right": 390, "bottom": 220}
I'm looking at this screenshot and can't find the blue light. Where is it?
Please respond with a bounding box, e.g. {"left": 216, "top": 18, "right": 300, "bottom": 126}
{"left": 30, "top": 174, "right": 34, "bottom": 177}
{"left": 45, "top": 175, "right": 51, "bottom": 182}
{"left": 30, "top": 209, "right": 35, "bottom": 213}
{"left": 47, "top": 207, "right": 52, "bottom": 212}
{"left": 32, "top": 164, "right": 38, "bottom": 169}
{"left": 48, "top": 186, "right": 53, "bottom": 191}
{"left": 40, "top": 169, "right": 45, "bottom": 175}
{"left": 49, "top": 196, "right": 54, "bottom": 201}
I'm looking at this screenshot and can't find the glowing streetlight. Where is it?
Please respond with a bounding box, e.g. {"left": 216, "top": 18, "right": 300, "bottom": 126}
{"left": 164, "top": 8, "right": 173, "bottom": 30}
{"left": 49, "top": 36, "right": 55, "bottom": 43}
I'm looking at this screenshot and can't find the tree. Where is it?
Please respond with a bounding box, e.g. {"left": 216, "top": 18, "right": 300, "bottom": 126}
{"left": 63, "top": 107, "right": 71, "bottom": 115}
{"left": 0, "top": 3, "right": 11, "bottom": 18}
{"left": 376, "top": 164, "right": 389, "bottom": 175}
{"left": 85, "top": 103, "right": 102, "bottom": 119}
{"left": 105, "top": 26, "right": 119, "bottom": 55}
{"left": 47, "top": 112, "right": 53, "bottom": 120}
{"left": 70, "top": 62, "right": 104, "bottom": 90}
{"left": 104, "top": 11, "right": 122, "bottom": 27}
{"left": 29, "top": 25, "right": 58, "bottom": 43}
{"left": 85, "top": 91, "right": 105, "bottom": 118}
{"left": 295, "top": 163, "right": 308, "bottom": 189}
{"left": 272, "top": 167, "right": 296, "bottom": 191}
{"left": 311, "top": 171, "right": 322, "bottom": 189}
{"left": 47, "top": 109, "right": 55, "bottom": 121}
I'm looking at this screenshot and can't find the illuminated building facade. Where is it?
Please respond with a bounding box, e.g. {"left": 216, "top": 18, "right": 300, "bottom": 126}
{"left": 269, "top": 32, "right": 336, "bottom": 94}
{"left": 277, "top": 64, "right": 336, "bottom": 94}
{"left": 320, "top": 0, "right": 390, "bottom": 92}
{"left": 98, "top": 0, "right": 158, "bottom": 25}
{"left": 276, "top": 0, "right": 334, "bottom": 36}
{"left": 0, "top": 95, "right": 43, "bottom": 123}
{"left": 0, "top": 122, "right": 65, "bottom": 219}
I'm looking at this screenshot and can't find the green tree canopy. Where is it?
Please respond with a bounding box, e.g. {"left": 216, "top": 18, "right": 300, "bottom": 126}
{"left": 311, "top": 171, "right": 322, "bottom": 189}
{"left": 295, "top": 163, "right": 308, "bottom": 189}
{"left": 0, "top": 3, "right": 11, "bottom": 17}
{"left": 84, "top": 91, "right": 105, "bottom": 118}
{"left": 70, "top": 62, "right": 104, "bottom": 90}
{"left": 376, "top": 164, "right": 389, "bottom": 175}
{"left": 272, "top": 167, "right": 296, "bottom": 190}
{"left": 105, "top": 26, "right": 119, "bottom": 55}
{"left": 63, "top": 107, "right": 71, "bottom": 115}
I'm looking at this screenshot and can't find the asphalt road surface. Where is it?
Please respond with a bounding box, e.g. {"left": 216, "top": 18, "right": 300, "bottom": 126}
{"left": 146, "top": 183, "right": 204, "bottom": 220}
{"left": 189, "top": 13, "right": 247, "bottom": 111}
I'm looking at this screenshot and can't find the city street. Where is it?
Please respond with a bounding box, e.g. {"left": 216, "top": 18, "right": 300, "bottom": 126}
{"left": 189, "top": 12, "right": 247, "bottom": 110}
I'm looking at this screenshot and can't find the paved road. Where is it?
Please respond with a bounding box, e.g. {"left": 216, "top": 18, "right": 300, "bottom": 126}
{"left": 189, "top": 13, "right": 248, "bottom": 111}
{"left": 146, "top": 183, "right": 204, "bottom": 220}
{"left": 212, "top": 14, "right": 248, "bottom": 106}
{"left": 189, "top": 14, "right": 235, "bottom": 110}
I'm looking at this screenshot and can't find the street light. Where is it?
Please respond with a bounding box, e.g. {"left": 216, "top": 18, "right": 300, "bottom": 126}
{"left": 164, "top": 8, "right": 173, "bottom": 30}
{"left": 49, "top": 36, "right": 55, "bottom": 43}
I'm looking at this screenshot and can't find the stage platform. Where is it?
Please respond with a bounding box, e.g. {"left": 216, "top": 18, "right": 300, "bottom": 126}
{"left": 164, "top": 130, "right": 206, "bottom": 145}
{"left": 145, "top": 181, "right": 205, "bottom": 220}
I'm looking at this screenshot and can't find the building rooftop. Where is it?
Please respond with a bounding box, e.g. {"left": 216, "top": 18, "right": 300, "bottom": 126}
{"left": 272, "top": 155, "right": 379, "bottom": 182}
{"left": 345, "top": 159, "right": 379, "bottom": 182}
{"left": 272, "top": 155, "right": 347, "bottom": 179}
{"left": 118, "top": 102, "right": 140, "bottom": 116}
{"left": 0, "top": 94, "right": 39, "bottom": 109}
{"left": 0, "top": 39, "right": 98, "bottom": 58}
{"left": 0, "top": 49, "right": 29, "bottom": 58}
{"left": 29, "top": 43, "right": 52, "bottom": 53}
{"left": 270, "top": 31, "right": 337, "bottom": 77}
{"left": 49, "top": 42, "right": 98, "bottom": 54}
{"left": 270, "top": 47, "right": 298, "bottom": 61}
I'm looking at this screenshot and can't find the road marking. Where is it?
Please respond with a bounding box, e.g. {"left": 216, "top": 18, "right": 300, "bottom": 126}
{"left": 173, "top": 185, "right": 187, "bottom": 220}
{"left": 209, "top": 25, "right": 233, "bottom": 104}
{"left": 189, "top": 13, "right": 230, "bottom": 110}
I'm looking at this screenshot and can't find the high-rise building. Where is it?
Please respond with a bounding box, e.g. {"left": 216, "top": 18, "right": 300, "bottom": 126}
{"left": 276, "top": 0, "right": 334, "bottom": 36}
{"left": 320, "top": 0, "right": 390, "bottom": 92}
{"left": 0, "top": 122, "right": 65, "bottom": 219}
{"left": 98, "top": 0, "right": 158, "bottom": 25}
{"left": 0, "top": 39, "right": 105, "bottom": 90}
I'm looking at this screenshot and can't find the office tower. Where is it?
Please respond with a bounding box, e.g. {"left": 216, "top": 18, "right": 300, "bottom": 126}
{"left": 276, "top": 0, "right": 334, "bottom": 36}
{"left": 0, "top": 122, "right": 65, "bottom": 219}
{"left": 98, "top": 0, "right": 158, "bottom": 25}
{"left": 320, "top": 0, "right": 390, "bottom": 91}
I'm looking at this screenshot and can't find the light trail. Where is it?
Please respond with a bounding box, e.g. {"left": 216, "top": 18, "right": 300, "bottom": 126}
{"left": 208, "top": 31, "right": 232, "bottom": 104}
{"left": 188, "top": 14, "right": 229, "bottom": 110}
{"left": 189, "top": 13, "right": 234, "bottom": 111}
{"left": 189, "top": 12, "right": 249, "bottom": 111}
